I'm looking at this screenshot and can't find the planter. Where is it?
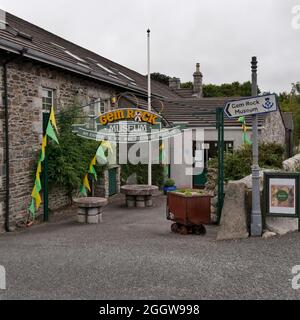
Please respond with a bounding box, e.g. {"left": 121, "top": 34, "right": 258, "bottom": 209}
{"left": 163, "top": 185, "right": 177, "bottom": 195}
{"left": 166, "top": 191, "right": 212, "bottom": 226}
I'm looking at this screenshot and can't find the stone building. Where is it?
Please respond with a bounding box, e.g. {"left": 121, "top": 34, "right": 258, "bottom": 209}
{"left": 0, "top": 11, "right": 291, "bottom": 231}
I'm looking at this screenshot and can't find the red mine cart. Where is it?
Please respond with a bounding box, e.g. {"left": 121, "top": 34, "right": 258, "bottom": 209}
{"left": 166, "top": 191, "right": 212, "bottom": 235}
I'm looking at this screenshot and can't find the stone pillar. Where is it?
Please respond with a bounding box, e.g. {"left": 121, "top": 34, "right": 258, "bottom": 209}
{"left": 193, "top": 63, "right": 203, "bottom": 98}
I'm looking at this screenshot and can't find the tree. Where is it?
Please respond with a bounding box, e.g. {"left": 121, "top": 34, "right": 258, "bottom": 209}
{"left": 150, "top": 72, "right": 170, "bottom": 86}
{"left": 202, "top": 81, "right": 260, "bottom": 97}
{"left": 180, "top": 81, "right": 193, "bottom": 89}
{"left": 279, "top": 83, "right": 300, "bottom": 147}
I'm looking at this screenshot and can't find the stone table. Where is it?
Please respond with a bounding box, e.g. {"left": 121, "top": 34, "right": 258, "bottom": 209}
{"left": 121, "top": 185, "right": 158, "bottom": 208}
{"left": 73, "top": 197, "right": 108, "bottom": 224}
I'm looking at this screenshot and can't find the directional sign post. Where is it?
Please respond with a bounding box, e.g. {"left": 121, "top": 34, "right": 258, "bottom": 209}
{"left": 224, "top": 93, "right": 277, "bottom": 119}
{"left": 224, "top": 57, "right": 278, "bottom": 237}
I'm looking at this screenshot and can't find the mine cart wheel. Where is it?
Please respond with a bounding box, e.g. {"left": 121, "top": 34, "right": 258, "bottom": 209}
{"left": 193, "top": 224, "right": 207, "bottom": 235}
{"left": 171, "top": 223, "right": 179, "bottom": 233}
{"left": 178, "top": 225, "right": 188, "bottom": 235}
{"left": 193, "top": 224, "right": 206, "bottom": 235}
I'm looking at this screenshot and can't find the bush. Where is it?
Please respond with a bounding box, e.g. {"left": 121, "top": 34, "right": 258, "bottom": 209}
{"left": 208, "top": 143, "right": 285, "bottom": 181}
{"left": 164, "top": 178, "right": 175, "bottom": 187}
{"left": 47, "top": 104, "right": 106, "bottom": 198}
{"left": 121, "top": 163, "right": 165, "bottom": 187}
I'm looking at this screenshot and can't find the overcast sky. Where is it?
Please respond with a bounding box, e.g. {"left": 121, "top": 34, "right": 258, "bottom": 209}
{"left": 0, "top": 0, "right": 299, "bottom": 93}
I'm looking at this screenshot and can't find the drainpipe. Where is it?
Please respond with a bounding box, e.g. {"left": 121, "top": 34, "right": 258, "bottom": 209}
{"left": 3, "top": 58, "right": 10, "bottom": 231}
{"left": 2, "top": 53, "right": 22, "bottom": 232}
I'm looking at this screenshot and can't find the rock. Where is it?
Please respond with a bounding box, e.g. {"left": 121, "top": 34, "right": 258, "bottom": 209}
{"left": 283, "top": 153, "right": 300, "bottom": 172}
{"left": 217, "top": 181, "right": 249, "bottom": 240}
{"left": 211, "top": 196, "right": 218, "bottom": 206}
{"left": 266, "top": 217, "right": 298, "bottom": 235}
{"left": 262, "top": 230, "right": 277, "bottom": 239}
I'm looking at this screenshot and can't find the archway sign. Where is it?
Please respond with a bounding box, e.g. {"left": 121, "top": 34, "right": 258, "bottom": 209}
{"left": 72, "top": 107, "right": 184, "bottom": 143}
{"left": 71, "top": 106, "right": 226, "bottom": 223}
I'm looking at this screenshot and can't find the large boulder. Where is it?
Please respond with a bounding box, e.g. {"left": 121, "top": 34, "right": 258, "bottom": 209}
{"left": 217, "top": 181, "right": 249, "bottom": 240}
{"left": 283, "top": 153, "right": 300, "bottom": 172}
{"left": 266, "top": 217, "right": 298, "bottom": 235}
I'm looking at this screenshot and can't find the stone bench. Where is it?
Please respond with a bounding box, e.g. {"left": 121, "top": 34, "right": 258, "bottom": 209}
{"left": 121, "top": 185, "right": 158, "bottom": 208}
{"left": 73, "top": 197, "right": 108, "bottom": 224}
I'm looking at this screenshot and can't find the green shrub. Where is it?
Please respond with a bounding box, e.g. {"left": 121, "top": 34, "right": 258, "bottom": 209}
{"left": 121, "top": 163, "right": 165, "bottom": 187}
{"left": 208, "top": 143, "right": 285, "bottom": 181}
{"left": 47, "top": 104, "right": 106, "bottom": 198}
{"left": 164, "top": 178, "right": 175, "bottom": 187}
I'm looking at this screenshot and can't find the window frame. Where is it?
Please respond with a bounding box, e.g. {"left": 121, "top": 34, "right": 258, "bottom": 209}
{"left": 42, "top": 88, "right": 54, "bottom": 112}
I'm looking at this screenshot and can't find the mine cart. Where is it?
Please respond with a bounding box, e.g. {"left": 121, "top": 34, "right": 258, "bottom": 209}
{"left": 166, "top": 190, "right": 211, "bottom": 235}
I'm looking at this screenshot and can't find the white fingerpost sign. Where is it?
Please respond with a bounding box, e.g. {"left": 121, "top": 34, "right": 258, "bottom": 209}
{"left": 224, "top": 94, "right": 277, "bottom": 118}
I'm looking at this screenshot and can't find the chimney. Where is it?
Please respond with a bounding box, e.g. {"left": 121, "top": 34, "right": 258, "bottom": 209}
{"left": 169, "top": 77, "right": 181, "bottom": 90}
{"left": 193, "top": 63, "right": 203, "bottom": 97}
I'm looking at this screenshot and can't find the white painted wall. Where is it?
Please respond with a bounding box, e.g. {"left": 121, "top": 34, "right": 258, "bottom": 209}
{"left": 169, "top": 127, "right": 263, "bottom": 188}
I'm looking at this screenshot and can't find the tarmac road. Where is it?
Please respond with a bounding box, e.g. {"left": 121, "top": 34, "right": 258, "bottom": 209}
{"left": 0, "top": 195, "right": 300, "bottom": 300}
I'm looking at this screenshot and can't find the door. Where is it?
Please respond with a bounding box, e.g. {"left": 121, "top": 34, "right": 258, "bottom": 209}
{"left": 108, "top": 168, "right": 117, "bottom": 196}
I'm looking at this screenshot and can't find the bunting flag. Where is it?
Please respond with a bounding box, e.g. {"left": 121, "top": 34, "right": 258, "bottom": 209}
{"left": 89, "top": 156, "right": 97, "bottom": 180}
{"left": 28, "top": 107, "right": 59, "bottom": 218}
{"left": 83, "top": 174, "right": 91, "bottom": 192}
{"left": 96, "top": 144, "right": 107, "bottom": 164}
{"left": 79, "top": 141, "right": 112, "bottom": 197}
{"left": 101, "top": 140, "right": 113, "bottom": 154}
{"left": 238, "top": 116, "right": 252, "bottom": 145}
{"left": 49, "top": 106, "right": 58, "bottom": 132}
{"left": 28, "top": 199, "right": 35, "bottom": 217}
{"left": 79, "top": 185, "right": 87, "bottom": 197}
{"left": 46, "top": 121, "right": 59, "bottom": 144}
{"left": 40, "top": 135, "right": 47, "bottom": 162}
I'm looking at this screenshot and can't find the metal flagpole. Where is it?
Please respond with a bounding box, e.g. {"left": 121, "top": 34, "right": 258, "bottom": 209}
{"left": 250, "top": 56, "right": 262, "bottom": 236}
{"left": 147, "top": 29, "right": 152, "bottom": 186}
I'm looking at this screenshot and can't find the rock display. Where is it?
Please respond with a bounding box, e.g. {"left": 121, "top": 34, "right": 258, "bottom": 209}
{"left": 217, "top": 181, "right": 249, "bottom": 240}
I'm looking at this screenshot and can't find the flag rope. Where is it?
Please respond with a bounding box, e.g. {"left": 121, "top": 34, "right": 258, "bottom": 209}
{"left": 28, "top": 106, "right": 59, "bottom": 218}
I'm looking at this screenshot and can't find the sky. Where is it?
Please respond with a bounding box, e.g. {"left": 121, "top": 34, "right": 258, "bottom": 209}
{"left": 0, "top": 0, "right": 299, "bottom": 93}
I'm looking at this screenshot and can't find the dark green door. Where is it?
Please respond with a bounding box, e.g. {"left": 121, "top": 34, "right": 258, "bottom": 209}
{"left": 108, "top": 168, "right": 117, "bottom": 196}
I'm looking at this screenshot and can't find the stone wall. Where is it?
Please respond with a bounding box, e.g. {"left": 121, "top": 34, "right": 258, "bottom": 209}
{"left": 0, "top": 57, "right": 117, "bottom": 230}
{"left": 260, "top": 110, "right": 286, "bottom": 146}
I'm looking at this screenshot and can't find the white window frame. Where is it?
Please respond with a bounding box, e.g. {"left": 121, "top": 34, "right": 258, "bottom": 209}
{"left": 42, "top": 88, "right": 54, "bottom": 112}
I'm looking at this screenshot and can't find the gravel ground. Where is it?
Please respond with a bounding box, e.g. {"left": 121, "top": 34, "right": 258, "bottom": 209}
{"left": 0, "top": 194, "right": 300, "bottom": 300}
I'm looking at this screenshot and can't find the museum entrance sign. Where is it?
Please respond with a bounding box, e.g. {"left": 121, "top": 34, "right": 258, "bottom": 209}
{"left": 72, "top": 108, "right": 184, "bottom": 143}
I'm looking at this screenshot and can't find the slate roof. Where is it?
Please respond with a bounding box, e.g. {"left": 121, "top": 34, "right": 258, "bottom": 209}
{"left": 0, "top": 12, "right": 285, "bottom": 130}
{"left": 126, "top": 96, "right": 266, "bottom": 128}
{"left": 0, "top": 12, "right": 179, "bottom": 99}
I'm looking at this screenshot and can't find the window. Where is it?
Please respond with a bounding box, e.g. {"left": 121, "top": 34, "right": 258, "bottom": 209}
{"left": 89, "top": 99, "right": 106, "bottom": 116}
{"left": 42, "top": 88, "right": 54, "bottom": 111}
